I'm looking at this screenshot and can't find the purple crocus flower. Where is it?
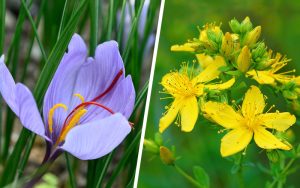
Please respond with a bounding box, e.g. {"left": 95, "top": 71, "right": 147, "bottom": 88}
{"left": 0, "top": 34, "right": 135, "bottom": 161}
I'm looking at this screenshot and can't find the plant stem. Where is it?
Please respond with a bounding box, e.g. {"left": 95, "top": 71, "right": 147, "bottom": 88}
{"left": 174, "top": 164, "right": 201, "bottom": 188}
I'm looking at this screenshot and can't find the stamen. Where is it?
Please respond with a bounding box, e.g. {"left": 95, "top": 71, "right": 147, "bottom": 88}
{"left": 74, "top": 93, "right": 85, "bottom": 103}
{"left": 56, "top": 109, "right": 87, "bottom": 145}
{"left": 92, "top": 69, "right": 123, "bottom": 102}
{"left": 266, "top": 105, "right": 275, "bottom": 113}
{"left": 48, "top": 104, "right": 68, "bottom": 133}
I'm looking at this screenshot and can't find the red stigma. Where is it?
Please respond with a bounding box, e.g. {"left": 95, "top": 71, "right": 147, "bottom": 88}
{"left": 92, "top": 69, "right": 123, "bottom": 102}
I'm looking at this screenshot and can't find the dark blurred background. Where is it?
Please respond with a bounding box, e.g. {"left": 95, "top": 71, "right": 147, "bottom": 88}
{"left": 138, "top": 0, "right": 300, "bottom": 187}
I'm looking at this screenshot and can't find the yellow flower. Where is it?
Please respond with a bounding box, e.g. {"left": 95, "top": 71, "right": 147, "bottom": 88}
{"left": 199, "top": 24, "right": 222, "bottom": 43}
{"left": 247, "top": 53, "right": 294, "bottom": 85}
{"left": 159, "top": 58, "right": 235, "bottom": 133}
{"left": 203, "top": 86, "right": 296, "bottom": 157}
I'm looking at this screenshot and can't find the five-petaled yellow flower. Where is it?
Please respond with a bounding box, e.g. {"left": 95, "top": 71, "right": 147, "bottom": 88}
{"left": 159, "top": 56, "right": 235, "bottom": 133}
{"left": 247, "top": 53, "right": 295, "bottom": 85}
{"left": 203, "top": 85, "right": 296, "bottom": 157}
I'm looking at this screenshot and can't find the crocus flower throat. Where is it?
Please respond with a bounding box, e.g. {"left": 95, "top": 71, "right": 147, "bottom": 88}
{"left": 47, "top": 70, "right": 124, "bottom": 146}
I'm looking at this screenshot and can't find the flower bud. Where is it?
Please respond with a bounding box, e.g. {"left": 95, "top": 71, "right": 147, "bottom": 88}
{"left": 240, "top": 17, "right": 253, "bottom": 33}
{"left": 237, "top": 46, "right": 251, "bottom": 72}
{"left": 266, "top": 150, "right": 280, "bottom": 163}
{"left": 154, "top": 132, "right": 163, "bottom": 145}
{"left": 229, "top": 18, "right": 241, "bottom": 33}
{"left": 283, "top": 90, "right": 298, "bottom": 100}
{"left": 160, "top": 146, "right": 175, "bottom": 165}
{"left": 144, "top": 139, "right": 159, "bottom": 154}
{"left": 244, "top": 26, "right": 261, "bottom": 47}
{"left": 221, "top": 32, "right": 234, "bottom": 57}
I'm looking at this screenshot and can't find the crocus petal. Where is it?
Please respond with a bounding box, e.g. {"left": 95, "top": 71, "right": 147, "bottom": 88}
{"left": 254, "top": 127, "right": 291, "bottom": 150}
{"left": 16, "top": 84, "right": 49, "bottom": 141}
{"left": 61, "top": 113, "right": 131, "bottom": 160}
{"left": 0, "top": 55, "right": 18, "bottom": 114}
{"left": 242, "top": 86, "right": 265, "bottom": 117}
{"left": 221, "top": 128, "right": 253, "bottom": 157}
{"left": 94, "top": 40, "right": 125, "bottom": 90}
{"left": 202, "top": 101, "right": 243, "bottom": 129}
{"left": 180, "top": 96, "right": 198, "bottom": 132}
{"left": 258, "top": 112, "right": 296, "bottom": 131}
{"left": 205, "top": 78, "right": 235, "bottom": 90}
{"left": 247, "top": 70, "right": 275, "bottom": 85}
{"left": 43, "top": 34, "right": 87, "bottom": 136}
{"left": 159, "top": 98, "right": 183, "bottom": 133}
{"left": 192, "top": 56, "right": 226, "bottom": 84}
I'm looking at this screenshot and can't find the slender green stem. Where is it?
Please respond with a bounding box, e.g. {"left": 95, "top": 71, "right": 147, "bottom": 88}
{"left": 0, "top": 0, "right": 5, "bottom": 53}
{"left": 117, "top": 0, "right": 127, "bottom": 46}
{"left": 237, "top": 154, "right": 245, "bottom": 188}
{"left": 174, "top": 164, "right": 202, "bottom": 187}
{"left": 89, "top": 0, "right": 99, "bottom": 55}
{"left": 65, "top": 153, "right": 77, "bottom": 188}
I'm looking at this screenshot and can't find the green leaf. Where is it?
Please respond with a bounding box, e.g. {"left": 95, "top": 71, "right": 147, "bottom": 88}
{"left": 193, "top": 166, "right": 210, "bottom": 188}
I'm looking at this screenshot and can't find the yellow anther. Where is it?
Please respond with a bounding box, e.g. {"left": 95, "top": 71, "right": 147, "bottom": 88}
{"left": 56, "top": 108, "right": 87, "bottom": 144}
{"left": 74, "top": 93, "right": 85, "bottom": 103}
{"left": 48, "top": 104, "right": 68, "bottom": 133}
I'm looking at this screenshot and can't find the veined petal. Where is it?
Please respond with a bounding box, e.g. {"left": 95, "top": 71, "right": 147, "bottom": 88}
{"left": 0, "top": 55, "right": 18, "bottom": 114}
{"left": 221, "top": 128, "right": 253, "bottom": 157}
{"left": 258, "top": 112, "right": 296, "bottom": 131}
{"left": 254, "top": 127, "right": 291, "bottom": 150}
{"left": 180, "top": 96, "right": 198, "bottom": 132}
{"left": 203, "top": 101, "right": 243, "bottom": 129}
{"left": 205, "top": 78, "right": 235, "bottom": 90}
{"left": 242, "top": 86, "right": 265, "bottom": 117}
{"left": 247, "top": 70, "right": 275, "bottom": 85}
{"left": 159, "top": 98, "right": 183, "bottom": 133}
{"left": 61, "top": 113, "right": 131, "bottom": 160}
{"left": 43, "top": 34, "right": 87, "bottom": 136}
{"left": 16, "top": 84, "right": 50, "bottom": 141}
{"left": 192, "top": 56, "right": 226, "bottom": 84}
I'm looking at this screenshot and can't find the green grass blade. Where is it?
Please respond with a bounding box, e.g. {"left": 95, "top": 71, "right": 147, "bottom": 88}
{"left": 21, "top": 0, "right": 47, "bottom": 62}
{"left": 116, "top": 0, "right": 127, "bottom": 47}
{"left": 0, "top": 0, "right": 5, "bottom": 53}
{"left": 57, "top": 0, "right": 69, "bottom": 39}
{"left": 89, "top": 0, "right": 99, "bottom": 55}
{"left": 106, "top": 0, "right": 115, "bottom": 40}
{"left": 133, "top": 80, "right": 148, "bottom": 114}
{"left": 65, "top": 153, "right": 77, "bottom": 188}
{"left": 21, "top": 0, "right": 46, "bottom": 82}
{"left": 122, "top": 0, "right": 145, "bottom": 65}
{"left": 94, "top": 151, "right": 114, "bottom": 187}
{"left": 105, "top": 130, "right": 142, "bottom": 188}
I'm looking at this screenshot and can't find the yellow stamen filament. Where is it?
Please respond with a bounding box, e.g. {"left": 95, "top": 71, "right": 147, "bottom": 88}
{"left": 56, "top": 108, "right": 87, "bottom": 145}
{"left": 74, "top": 93, "right": 85, "bottom": 103}
{"left": 48, "top": 104, "right": 68, "bottom": 133}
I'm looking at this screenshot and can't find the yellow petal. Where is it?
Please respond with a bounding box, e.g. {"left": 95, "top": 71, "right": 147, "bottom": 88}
{"left": 203, "top": 101, "right": 243, "bottom": 129}
{"left": 254, "top": 127, "right": 291, "bottom": 150}
{"left": 171, "top": 43, "right": 196, "bottom": 52}
{"left": 242, "top": 86, "right": 265, "bottom": 117}
{"left": 161, "top": 72, "right": 192, "bottom": 97}
{"left": 196, "top": 54, "right": 214, "bottom": 69}
{"left": 205, "top": 78, "right": 235, "bottom": 90}
{"left": 180, "top": 96, "right": 198, "bottom": 132}
{"left": 159, "top": 98, "right": 183, "bottom": 133}
{"left": 258, "top": 112, "right": 296, "bottom": 131}
{"left": 247, "top": 70, "right": 275, "bottom": 85}
{"left": 192, "top": 56, "right": 226, "bottom": 84}
{"left": 221, "top": 32, "right": 234, "bottom": 57}
{"left": 221, "top": 128, "right": 253, "bottom": 157}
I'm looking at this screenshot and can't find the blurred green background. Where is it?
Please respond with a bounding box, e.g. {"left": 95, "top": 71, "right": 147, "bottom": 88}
{"left": 138, "top": 0, "right": 300, "bottom": 187}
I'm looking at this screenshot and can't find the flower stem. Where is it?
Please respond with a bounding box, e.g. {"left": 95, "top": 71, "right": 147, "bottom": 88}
{"left": 237, "top": 154, "right": 245, "bottom": 188}
{"left": 174, "top": 164, "right": 202, "bottom": 187}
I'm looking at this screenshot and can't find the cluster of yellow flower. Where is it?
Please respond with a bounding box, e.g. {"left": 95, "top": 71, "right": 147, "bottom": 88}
{"left": 159, "top": 17, "right": 297, "bottom": 157}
